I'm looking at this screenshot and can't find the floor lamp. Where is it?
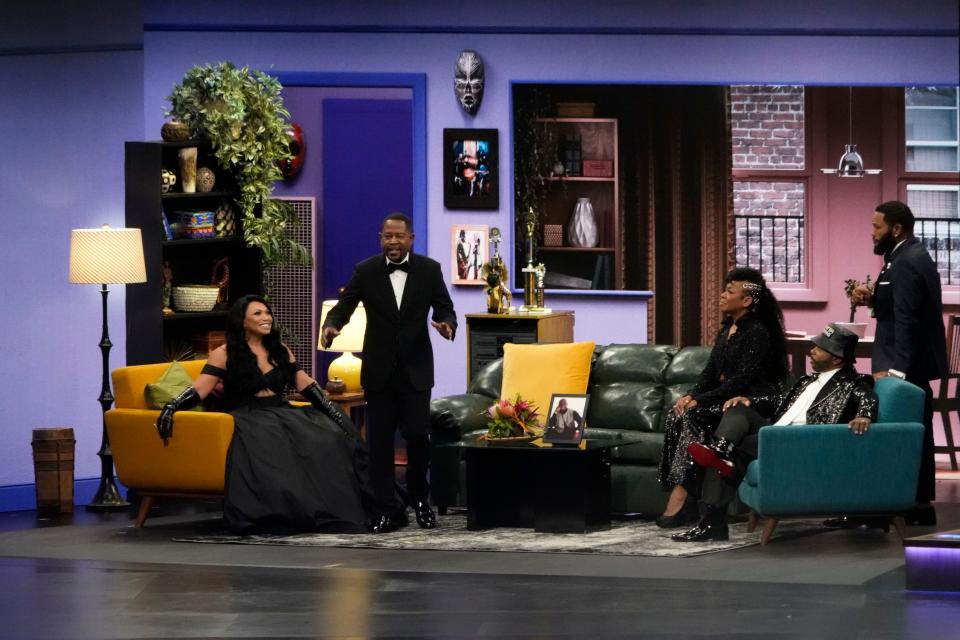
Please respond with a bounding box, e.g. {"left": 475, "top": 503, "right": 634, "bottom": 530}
{"left": 69, "top": 225, "right": 146, "bottom": 510}
{"left": 317, "top": 301, "right": 366, "bottom": 392}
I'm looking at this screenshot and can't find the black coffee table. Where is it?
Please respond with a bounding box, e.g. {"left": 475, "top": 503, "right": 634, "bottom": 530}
{"left": 439, "top": 438, "right": 634, "bottom": 533}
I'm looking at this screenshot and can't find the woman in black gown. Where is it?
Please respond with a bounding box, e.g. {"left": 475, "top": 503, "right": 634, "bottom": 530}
{"left": 655, "top": 268, "right": 787, "bottom": 528}
{"left": 156, "top": 295, "right": 375, "bottom": 534}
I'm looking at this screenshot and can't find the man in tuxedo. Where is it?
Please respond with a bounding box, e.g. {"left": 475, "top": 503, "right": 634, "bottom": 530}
{"left": 672, "top": 324, "right": 878, "bottom": 542}
{"left": 321, "top": 213, "right": 457, "bottom": 533}
{"left": 851, "top": 200, "right": 947, "bottom": 525}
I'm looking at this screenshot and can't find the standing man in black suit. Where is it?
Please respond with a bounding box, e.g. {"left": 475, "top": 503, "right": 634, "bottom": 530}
{"left": 851, "top": 200, "right": 947, "bottom": 525}
{"left": 321, "top": 213, "right": 457, "bottom": 533}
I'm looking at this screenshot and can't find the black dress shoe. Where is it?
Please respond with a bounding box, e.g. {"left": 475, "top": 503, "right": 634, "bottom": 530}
{"left": 655, "top": 497, "right": 699, "bottom": 529}
{"left": 672, "top": 519, "right": 729, "bottom": 542}
{"left": 367, "top": 511, "right": 409, "bottom": 534}
{"left": 412, "top": 500, "right": 437, "bottom": 529}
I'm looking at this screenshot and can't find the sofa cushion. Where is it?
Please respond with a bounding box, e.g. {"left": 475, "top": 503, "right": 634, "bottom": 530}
{"left": 612, "top": 431, "right": 666, "bottom": 464}
{"left": 664, "top": 346, "right": 713, "bottom": 385}
{"left": 468, "top": 359, "right": 503, "bottom": 398}
{"left": 113, "top": 360, "right": 207, "bottom": 410}
{"left": 144, "top": 361, "right": 204, "bottom": 411}
{"left": 591, "top": 344, "right": 678, "bottom": 385}
{"left": 500, "top": 341, "right": 595, "bottom": 419}
{"left": 588, "top": 381, "right": 666, "bottom": 433}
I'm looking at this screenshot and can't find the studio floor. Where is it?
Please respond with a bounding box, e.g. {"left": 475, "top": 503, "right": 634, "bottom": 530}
{"left": 1, "top": 477, "right": 959, "bottom": 639}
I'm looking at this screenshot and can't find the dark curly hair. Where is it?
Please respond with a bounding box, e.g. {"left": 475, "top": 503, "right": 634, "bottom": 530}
{"left": 223, "top": 295, "right": 294, "bottom": 408}
{"left": 724, "top": 267, "right": 788, "bottom": 383}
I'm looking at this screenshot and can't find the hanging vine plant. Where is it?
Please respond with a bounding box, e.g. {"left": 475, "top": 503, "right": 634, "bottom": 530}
{"left": 166, "top": 62, "right": 311, "bottom": 267}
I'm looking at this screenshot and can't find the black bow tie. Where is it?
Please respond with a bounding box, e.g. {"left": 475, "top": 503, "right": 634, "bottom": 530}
{"left": 386, "top": 261, "right": 409, "bottom": 274}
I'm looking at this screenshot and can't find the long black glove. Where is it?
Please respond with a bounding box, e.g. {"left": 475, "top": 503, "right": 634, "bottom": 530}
{"left": 299, "top": 382, "right": 346, "bottom": 427}
{"left": 156, "top": 386, "right": 201, "bottom": 444}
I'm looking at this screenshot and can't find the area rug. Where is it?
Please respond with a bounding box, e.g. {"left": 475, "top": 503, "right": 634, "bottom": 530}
{"left": 174, "top": 513, "right": 828, "bottom": 558}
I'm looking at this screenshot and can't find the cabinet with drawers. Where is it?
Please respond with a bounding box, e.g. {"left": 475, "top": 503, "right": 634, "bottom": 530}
{"left": 464, "top": 311, "right": 575, "bottom": 383}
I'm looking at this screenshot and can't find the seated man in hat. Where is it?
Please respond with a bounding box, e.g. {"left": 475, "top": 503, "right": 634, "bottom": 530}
{"left": 672, "top": 323, "right": 878, "bottom": 542}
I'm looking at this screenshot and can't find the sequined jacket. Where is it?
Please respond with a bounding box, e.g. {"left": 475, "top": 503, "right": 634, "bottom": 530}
{"left": 689, "top": 315, "right": 782, "bottom": 408}
{"left": 748, "top": 365, "right": 878, "bottom": 425}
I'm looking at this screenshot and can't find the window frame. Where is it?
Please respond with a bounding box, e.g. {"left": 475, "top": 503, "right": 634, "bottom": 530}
{"left": 897, "top": 87, "right": 960, "bottom": 296}
{"left": 731, "top": 87, "right": 821, "bottom": 301}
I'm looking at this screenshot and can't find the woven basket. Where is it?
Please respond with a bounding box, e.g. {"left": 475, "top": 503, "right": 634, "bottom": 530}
{"left": 172, "top": 285, "right": 220, "bottom": 312}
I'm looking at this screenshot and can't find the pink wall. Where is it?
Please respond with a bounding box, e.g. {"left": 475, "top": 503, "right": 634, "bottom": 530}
{"left": 778, "top": 87, "right": 959, "bottom": 347}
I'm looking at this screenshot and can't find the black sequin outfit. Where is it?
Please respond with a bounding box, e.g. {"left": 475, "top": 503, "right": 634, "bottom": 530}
{"left": 657, "top": 314, "right": 782, "bottom": 490}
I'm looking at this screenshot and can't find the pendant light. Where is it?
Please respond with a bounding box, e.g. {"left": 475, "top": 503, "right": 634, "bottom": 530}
{"left": 820, "top": 87, "right": 882, "bottom": 177}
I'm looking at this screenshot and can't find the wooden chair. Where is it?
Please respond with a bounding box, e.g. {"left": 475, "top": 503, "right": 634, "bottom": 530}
{"left": 932, "top": 314, "right": 960, "bottom": 471}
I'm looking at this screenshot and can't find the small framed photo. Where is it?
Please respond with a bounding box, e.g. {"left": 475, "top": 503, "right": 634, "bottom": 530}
{"left": 544, "top": 394, "right": 589, "bottom": 445}
{"left": 451, "top": 224, "right": 489, "bottom": 285}
{"left": 443, "top": 128, "right": 499, "bottom": 210}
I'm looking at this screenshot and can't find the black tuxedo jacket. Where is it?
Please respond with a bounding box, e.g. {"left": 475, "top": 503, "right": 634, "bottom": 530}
{"left": 872, "top": 237, "right": 947, "bottom": 382}
{"left": 750, "top": 365, "right": 878, "bottom": 425}
{"left": 322, "top": 253, "right": 457, "bottom": 392}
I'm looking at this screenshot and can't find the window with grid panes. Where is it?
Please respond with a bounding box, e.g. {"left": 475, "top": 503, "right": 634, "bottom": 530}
{"left": 905, "top": 87, "right": 960, "bottom": 286}
{"left": 730, "top": 85, "right": 806, "bottom": 284}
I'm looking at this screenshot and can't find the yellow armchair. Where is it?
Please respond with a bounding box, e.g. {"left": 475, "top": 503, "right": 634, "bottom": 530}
{"left": 105, "top": 360, "right": 233, "bottom": 526}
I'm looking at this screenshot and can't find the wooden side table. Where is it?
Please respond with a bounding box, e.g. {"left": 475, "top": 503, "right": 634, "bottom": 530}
{"left": 327, "top": 390, "right": 366, "bottom": 437}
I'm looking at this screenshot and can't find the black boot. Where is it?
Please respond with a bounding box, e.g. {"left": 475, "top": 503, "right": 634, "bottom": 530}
{"left": 687, "top": 438, "right": 735, "bottom": 478}
{"left": 672, "top": 504, "right": 729, "bottom": 542}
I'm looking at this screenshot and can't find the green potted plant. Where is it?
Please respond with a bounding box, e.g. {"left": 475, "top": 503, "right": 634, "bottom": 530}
{"left": 166, "top": 62, "right": 310, "bottom": 267}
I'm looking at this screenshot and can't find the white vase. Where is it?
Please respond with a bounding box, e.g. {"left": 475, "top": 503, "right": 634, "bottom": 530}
{"left": 568, "top": 197, "right": 598, "bottom": 248}
{"left": 178, "top": 147, "right": 197, "bottom": 193}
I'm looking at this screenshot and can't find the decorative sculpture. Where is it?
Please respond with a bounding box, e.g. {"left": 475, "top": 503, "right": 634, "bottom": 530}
{"left": 161, "top": 260, "right": 174, "bottom": 316}
{"left": 211, "top": 257, "right": 230, "bottom": 307}
{"left": 481, "top": 227, "right": 511, "bottom": 314}
{"left": 454, "top": 50, "right": 484, "bottom": 115}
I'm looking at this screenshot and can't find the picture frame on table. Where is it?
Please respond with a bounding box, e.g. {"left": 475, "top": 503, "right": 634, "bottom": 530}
{"left": 451, "top": 224, "right": 489, "bottom": 285}
{"left": 543, "top": 393, "right": 589, "bottom": 446}
{"left": 443, "top": 128, "right": 499, "bottom": 210}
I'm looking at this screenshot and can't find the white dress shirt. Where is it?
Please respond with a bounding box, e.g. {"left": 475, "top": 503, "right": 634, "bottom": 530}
{"left": 386, "top": 255, "right": 410, "bottom": 309}
{"left": 774, "top": 367, "right": 840, "bottom": 426}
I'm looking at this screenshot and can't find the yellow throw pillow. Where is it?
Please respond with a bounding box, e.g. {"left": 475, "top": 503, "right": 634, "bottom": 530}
{"left": 144, "top": 361, "right": 203, "bottom": 411}
{"left": 500, "top": 341, "right": 595, "bottom": 421}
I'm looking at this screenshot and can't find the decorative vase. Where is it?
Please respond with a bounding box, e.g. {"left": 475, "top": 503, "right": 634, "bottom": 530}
{"left": 196, "top": 167, "right": 216, "bottom": 192}
{"left": 568, "top": 197, "right": 598, "bottom": 248}
{"left": 178, "top": 147, "right": 197, "bottom": 193}
{"left": 160, "top": 168, "right": 177, "bottom": 193}
{"left": 160, "top": 120, "right": 190, "bottom": 142}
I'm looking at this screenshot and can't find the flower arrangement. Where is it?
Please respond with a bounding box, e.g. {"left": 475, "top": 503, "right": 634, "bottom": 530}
{"left": 843, "top": 275, "right": 873, "bottom": 322}
{"left": 484, "top": 395, "right": 541, "bottom": 439}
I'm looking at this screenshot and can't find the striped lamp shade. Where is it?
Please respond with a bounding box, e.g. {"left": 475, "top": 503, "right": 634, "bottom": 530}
{"left": 69, "top": 226, "right": 147, "bottom": 284}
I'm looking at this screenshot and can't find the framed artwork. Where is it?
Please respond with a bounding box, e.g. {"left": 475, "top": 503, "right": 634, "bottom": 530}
{"left": 443, "top": 128, "right": 499, "bottom": 210}
{"left": 451, "top": 224, "right": 489, "bottom": 285}
{"left": 543, "top": 393, "right": 589, "bottom": 446}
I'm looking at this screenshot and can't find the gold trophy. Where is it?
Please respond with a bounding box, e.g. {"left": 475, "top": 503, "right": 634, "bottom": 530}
{"left": 519, "top": 208, "right": 550, "bottom": 314}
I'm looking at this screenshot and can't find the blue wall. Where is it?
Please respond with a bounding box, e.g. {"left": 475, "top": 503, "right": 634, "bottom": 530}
{"left": 0, "top": 0, "right": 957, "bottom": 508}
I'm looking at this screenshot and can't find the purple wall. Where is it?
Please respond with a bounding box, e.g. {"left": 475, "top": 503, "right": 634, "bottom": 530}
{"left": 140, "top": 4, "right": 958, "bottom": 403}
{"left": 0, "top": 3, "right": 144, "bottom": 502}
{"left": 0, "top": 1, "right": 957, "bottom": 500}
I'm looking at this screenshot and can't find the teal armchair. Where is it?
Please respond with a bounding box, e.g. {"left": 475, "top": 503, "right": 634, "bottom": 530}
{"left": 737, "top": 376, "right": 925, "bottom": 544}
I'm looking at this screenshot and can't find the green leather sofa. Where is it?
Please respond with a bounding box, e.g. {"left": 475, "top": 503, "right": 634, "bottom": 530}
{"left": 429, "top": 344, "right": 712, "bottom": 515}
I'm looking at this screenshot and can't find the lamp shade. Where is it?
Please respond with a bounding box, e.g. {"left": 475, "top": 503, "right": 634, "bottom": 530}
{"left": 69, "top": 226, "right": 146, "bottom": 284}
{"left": 317, "top": 300, "right": 366, "bottom": 353}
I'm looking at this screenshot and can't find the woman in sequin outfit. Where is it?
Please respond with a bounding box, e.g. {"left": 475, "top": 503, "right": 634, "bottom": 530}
{"left": 655, "top": 268, "right": 787, "bottom": 528}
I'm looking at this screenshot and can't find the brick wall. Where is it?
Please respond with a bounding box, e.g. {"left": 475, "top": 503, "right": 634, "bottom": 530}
{"left": 730, "top": 85, "right": 805, "bottom": 169}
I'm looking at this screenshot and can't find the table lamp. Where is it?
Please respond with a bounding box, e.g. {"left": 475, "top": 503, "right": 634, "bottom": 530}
{"left": 317, "top": 300, "right": 366, "bottom": 392}
{"left": 69, "top": 225, "right": 146, "bottom": 510}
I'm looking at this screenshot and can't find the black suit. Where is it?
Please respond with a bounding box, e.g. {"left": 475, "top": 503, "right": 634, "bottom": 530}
{"left": 701, "top": 366, "right": 877, "bottom": 509}
{"left": 322, "top": 253, "right": 457, "bottom": 513}
{"left": 871, "top": 237, "right": 947, "bottom": 502}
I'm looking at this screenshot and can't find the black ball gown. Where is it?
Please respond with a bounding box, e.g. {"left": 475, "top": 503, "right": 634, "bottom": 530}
{"left": 211, "top": 363, "right": 374, "bottom": 534}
